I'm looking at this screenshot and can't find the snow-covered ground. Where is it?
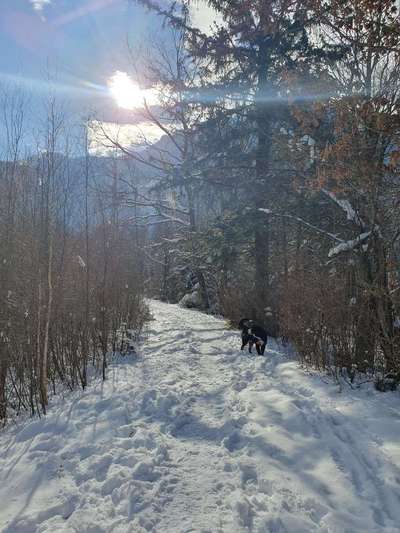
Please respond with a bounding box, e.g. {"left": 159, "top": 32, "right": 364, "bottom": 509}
{"left": 1, "top": 301, "right": 400, "bottom": 533}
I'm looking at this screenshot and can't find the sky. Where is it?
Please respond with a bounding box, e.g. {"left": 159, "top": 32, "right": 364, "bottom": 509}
{"left": 1, "top": 1, "right": 159, "bottom": 110}
{"left": 0, "top": 0, "right": 217, "bottom": 155}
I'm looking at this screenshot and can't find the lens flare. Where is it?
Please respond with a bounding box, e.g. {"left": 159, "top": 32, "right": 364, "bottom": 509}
{"left": 108, "top": 71, "right": 153, "bottom": 110}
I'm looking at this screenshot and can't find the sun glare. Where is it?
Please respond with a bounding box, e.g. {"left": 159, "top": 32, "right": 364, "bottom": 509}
{"left": 108, "top": 71, "right": 149, "bottom": 110}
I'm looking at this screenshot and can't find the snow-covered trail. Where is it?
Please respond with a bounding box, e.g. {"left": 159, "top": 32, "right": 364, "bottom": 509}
{"left": 1, "top": 301, "right": 400, "bottom": 532}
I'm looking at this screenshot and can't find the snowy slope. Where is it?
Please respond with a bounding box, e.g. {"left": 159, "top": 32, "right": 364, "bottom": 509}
{"left": 0, "top": 301, "right": 400, "bottom": 533}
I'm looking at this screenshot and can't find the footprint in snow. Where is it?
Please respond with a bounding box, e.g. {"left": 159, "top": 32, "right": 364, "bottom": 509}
{"left": 222, "top": 430, "right": 244, "bottom": 452}
{"left": 232, "top": 380, "right": 248, "bottom": 392}
{"left": 239, "top": 462, "right": 258, "bottom": 487}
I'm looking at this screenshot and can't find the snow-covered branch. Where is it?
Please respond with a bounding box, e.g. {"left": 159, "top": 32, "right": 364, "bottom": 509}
{"left": 259, "top": 208, "right": 343, "bottom": 243}
{"left": 328, "top": 231, "right": 372, "bottom": 258}
{"left": 322, "top": 189, "right": 365, "bottom": 228}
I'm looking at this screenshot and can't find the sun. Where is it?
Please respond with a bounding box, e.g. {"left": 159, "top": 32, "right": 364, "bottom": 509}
{"left": 108, "top": 71, "right": 146, "bottom": 110}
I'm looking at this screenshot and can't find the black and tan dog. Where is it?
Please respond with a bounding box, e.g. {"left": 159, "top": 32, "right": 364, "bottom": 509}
{"left": 239, "top": 318, "right": 267, "bottom": 355}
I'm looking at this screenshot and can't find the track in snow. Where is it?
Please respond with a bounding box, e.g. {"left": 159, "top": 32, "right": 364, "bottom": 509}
{"left": 0, "top": 300, "right": 400, "bottom": 532}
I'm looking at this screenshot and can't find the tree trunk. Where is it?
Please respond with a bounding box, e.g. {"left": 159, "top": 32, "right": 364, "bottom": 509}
{"left": 254, "top": 31, "right": 273, "bottom": 319}
{"left": 186, "top": 183, "right": 210, "bottom": 310}
{"left": 40, "top": 238, "right": 53, "bottom": 412}
{"left": 0, "top": 350, "right": 7, "bottom": 422}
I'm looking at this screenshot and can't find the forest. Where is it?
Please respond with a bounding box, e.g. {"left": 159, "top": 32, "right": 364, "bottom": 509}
{"left": 1, "top": 0, "right": 400, "bottom": 423}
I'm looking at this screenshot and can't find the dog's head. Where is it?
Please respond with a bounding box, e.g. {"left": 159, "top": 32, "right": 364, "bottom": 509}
{"left": 238, "top": 318, "right": 252, "bottom": 331}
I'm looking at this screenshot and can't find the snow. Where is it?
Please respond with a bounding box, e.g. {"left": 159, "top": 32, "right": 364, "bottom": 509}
{"left": 328, "top": 231, "right": 372, "bottom": 258}
{"left": 1, "top": 300, "right": 400, "bottom": 532}
{"left": 322, "top": 189, "right": 363, "bottom": 227}
{"left": 179, "top": 288, "right": 202, "bottom": 309}
{"left": 77, "top": 255, "right": 86, "bottom": 269}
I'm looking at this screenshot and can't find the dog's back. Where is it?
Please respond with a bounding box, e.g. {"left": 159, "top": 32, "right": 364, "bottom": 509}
{"left": 250, "top": 324, "right": 267, "bottom": 343}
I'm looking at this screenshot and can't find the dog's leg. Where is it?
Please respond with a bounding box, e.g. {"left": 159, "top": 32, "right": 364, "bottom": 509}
{"left": 261, "top": 342, "right": 266, "bottom": 355}
{"left": 248, "top": 341, "right": 253, "bottom": 354}
{"left": 241, "top": 335, "right": 248, "bottom": 351}
{"left": 241, "top": 331, "right": 249, "bottom": 351}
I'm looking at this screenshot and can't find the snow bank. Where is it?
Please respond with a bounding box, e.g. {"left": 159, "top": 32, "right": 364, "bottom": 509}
{"left": 178, "top": 290, "right": 202, "bottom": 309}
